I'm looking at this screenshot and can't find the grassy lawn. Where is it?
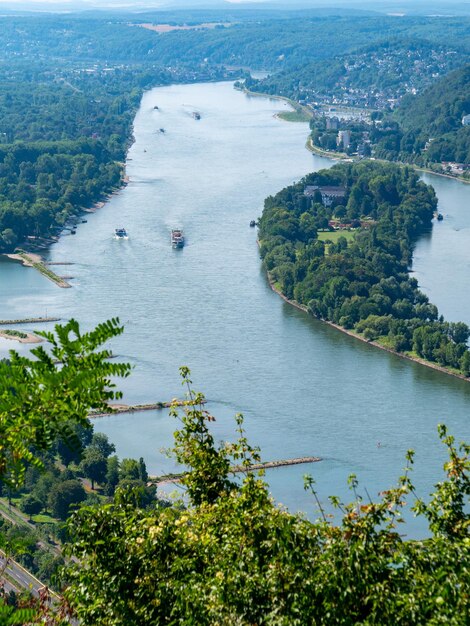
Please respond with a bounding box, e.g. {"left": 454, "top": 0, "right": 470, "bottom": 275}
{"left": 32, "top": 513, "right": 58, "bottom": 524}
{"left": 277, "top": 110, "right": 311, "bottom": 123}
{"left": 317, "top": 230, "right": 357, "bottom": 244}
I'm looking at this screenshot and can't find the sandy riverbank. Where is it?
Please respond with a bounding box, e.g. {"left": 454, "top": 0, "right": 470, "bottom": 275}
{"left": 265, "top": 271, "right": 470, "bottom": 384}
{"left": 240, "top": 86, "right": 314, "bottom": 121}
{"left": 5, "top": 252, "right": 43, "bottom": 266}
{"left": 305, "top": 136, "right": 470, "bottom": 186}
{"left": 0, "top": 330, "right": 42, "bottom": 344}
{"left": 4, "top": 251, "right": 72, "bottom": 288}
{"left": 305, "top": 136, "right": 346, "bottom": 160}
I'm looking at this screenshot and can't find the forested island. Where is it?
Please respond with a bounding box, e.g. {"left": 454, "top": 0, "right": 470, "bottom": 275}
{"left": 259, "top": 161, "right": 470, "bottom": 377}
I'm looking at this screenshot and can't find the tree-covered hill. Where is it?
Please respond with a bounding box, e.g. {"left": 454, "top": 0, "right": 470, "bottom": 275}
{"left": 1, "top": 14, "right": 470, "bottom": 69}
{"left": 248, "top": 39, "right": 468, "bottom": 107}
{"left": 393, "top": 64, "right": 470, "bottom": 163}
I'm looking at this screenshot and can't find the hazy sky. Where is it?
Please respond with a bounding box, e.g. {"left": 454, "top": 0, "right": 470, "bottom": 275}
{"left": 0, "top": 0, "right": 457, "bottom": 11}
{"left": 0, "top": 0, "right": 266, "bottom": 6}
{"left": 0, "top": 0, "right": 395, "bottom": 6}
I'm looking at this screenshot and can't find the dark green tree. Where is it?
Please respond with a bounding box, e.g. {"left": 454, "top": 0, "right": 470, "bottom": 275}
{"left": 49, "top": 480, "right": 86, "bottom": 521}
{"left": 79, "top": 448, "right": 107, "bottom": 490}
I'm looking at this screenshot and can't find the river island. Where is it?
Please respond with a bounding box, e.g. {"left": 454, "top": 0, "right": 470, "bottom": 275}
{"left": 259, "top": 160, "right": 470, "bottom": 381}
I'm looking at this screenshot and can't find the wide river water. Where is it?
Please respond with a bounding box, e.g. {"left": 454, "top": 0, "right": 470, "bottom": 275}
{"left": 1, "top": 82, "right": 469, "bottom": 536}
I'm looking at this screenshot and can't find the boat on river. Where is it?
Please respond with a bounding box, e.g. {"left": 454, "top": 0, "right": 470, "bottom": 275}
{"left": 115, "top": 228, "right": 128, "bottom": 239}
{"left": 192, "top": 112, "right": 201, "bottom": 120}
{"left": 171, "top": 229, "right": 184, "bottom": 248}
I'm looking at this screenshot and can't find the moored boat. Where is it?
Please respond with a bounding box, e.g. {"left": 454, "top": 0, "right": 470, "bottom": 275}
{"left": 171, "top": 229, "right": 184, "bottom": 248}
{"left": 249, "top": 220, "right": 256, "bottom": 227}
{"left": 115, "top": 227, "right": 128, "bottom": 239}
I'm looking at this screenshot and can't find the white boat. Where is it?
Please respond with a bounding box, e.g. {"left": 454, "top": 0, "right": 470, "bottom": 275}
{"left": 171, "top": 229, "right": 184, "bottom": 248}
{"left": 115, "top": 228, "right": 128, "bottom": 239}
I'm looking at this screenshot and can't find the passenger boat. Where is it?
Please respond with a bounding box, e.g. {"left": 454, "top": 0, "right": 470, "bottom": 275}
{"left": 171, "top": 229, "right": 185, "bottom": 248}
{"left": 115, "top": 228, "right": 128, "bottom": 239}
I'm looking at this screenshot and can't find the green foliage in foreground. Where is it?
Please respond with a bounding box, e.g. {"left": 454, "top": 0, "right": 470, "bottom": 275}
{"left": 60, "top": 370, "right": 470, "bottom": 625}
{"left": 0, "top": 318, "right": 130, "bottom": 488}
{"left": 0, "top": 327, "right": 469, "bottom": 624}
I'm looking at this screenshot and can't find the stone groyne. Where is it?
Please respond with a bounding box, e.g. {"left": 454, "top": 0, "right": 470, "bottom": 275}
{"left": 90, "top": 399, "right": 200, "bottom": 418}
{"left": 150, "top": 456, "right": 322, "bottom": 486}
{"left": 0, "top": 317, "right": 60, "bottom": 325}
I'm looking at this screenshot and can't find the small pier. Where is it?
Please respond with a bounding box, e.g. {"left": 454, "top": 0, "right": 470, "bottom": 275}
{"left": 150, "top": 456, "right": 321, "bottom": 485}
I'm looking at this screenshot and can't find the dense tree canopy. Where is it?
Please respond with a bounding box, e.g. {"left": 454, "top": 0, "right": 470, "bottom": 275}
{"left": 258, "top": 161, "right": 470, "bottom": 375}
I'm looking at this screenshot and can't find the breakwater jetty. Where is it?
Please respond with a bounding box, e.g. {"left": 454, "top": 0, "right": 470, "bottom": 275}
{"left": 5, "top": 251, "right": 72, "bottom": 288}
{"left": 0, "top": 317, "right": 60, "bottom": 325}
{"left": 89, "top": 399, "right": 198, "bottom": 418}
{"left": 150, "top": 456, "right": 321, "bottom": 485}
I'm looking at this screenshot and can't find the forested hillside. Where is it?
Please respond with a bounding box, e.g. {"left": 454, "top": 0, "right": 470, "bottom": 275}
{"left": 1, "top": 14, "right": 470, "bottom": 69}
{"left": 393, "top": 64, "right": 470, "bottom": 163}
{"left": 0, "top": 65, "right": 148, "bottom": 251}
{"left": 249, "top": 39, "right": 467, "bottom": 107}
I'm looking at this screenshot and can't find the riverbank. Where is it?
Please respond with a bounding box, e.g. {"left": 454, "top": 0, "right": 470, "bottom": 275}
{"left": 238, "top": 86, "right": 314, "bottom": 123}
{"left": 305, "top": 136, "right": 347, "bottom": 159}
{"left": 305, "top": 136, "right": 470, "bottom": 186}
{"left": 5, "top": 252, "right": 72, "bottom": 288}
{"left": 0, "top": 329, "right": 42, "bottom": 344}
{"left": 265, "top": 270, "right": 470, "bottom": 384}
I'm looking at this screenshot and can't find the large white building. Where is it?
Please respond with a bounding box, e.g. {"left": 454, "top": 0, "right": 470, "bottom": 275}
{"left": 337, "top": 130, "right": 351, "bottom": 149}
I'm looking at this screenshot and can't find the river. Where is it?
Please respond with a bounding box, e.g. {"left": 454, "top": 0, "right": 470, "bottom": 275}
{"left": 1, "top": 81, "right": 469, "bottom": 537}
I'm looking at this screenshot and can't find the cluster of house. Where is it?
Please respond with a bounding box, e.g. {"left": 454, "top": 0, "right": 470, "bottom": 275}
{"left": 442, "top": 162, "right": 469, "bottom": 174}
{"left": 296, "top": 46, "right": 462, "bottom": 112}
